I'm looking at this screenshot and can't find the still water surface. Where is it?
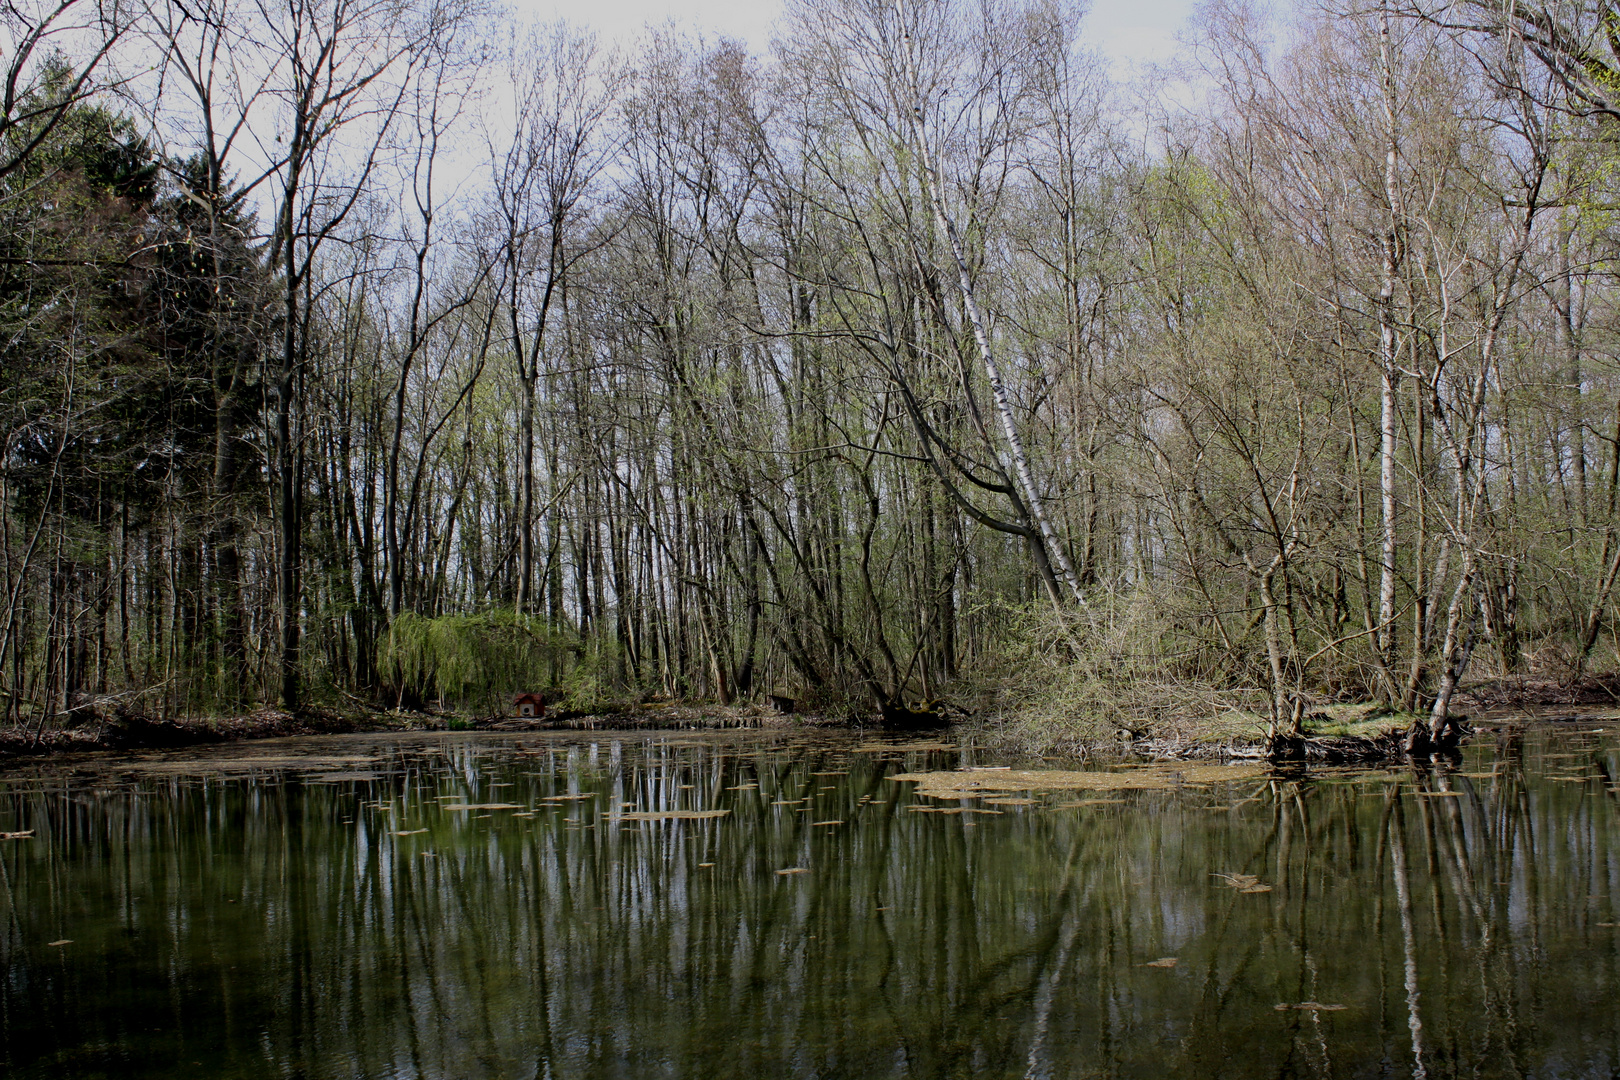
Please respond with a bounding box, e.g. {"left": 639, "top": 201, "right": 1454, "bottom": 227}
{"left": 2, "top": 725, "right": 1619, "bottom": 1078}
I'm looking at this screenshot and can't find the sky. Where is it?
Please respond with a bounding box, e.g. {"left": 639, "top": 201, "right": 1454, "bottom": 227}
{"left": 509, "top": 0, "right": 1200, "bottom": 73}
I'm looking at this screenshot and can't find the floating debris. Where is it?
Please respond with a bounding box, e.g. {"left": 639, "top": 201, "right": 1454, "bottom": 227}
{"left": 776, "top": 867, "right": 809, "bottom": 875}
{"left": 811, "top": 820, "right": 843, "bottom": 826}
{"left": 541, "top": 794, "right": 596, "bottom": 802}
{"left": 112, "top": 753, "right": 379, "bottom": 776}
{"left": 442, "top": 803, "right": 521, "bottom": 811}
{"left": 46, "top": 940, "right": 71, "bottom": 947}
{"left": 618, "top": 809, "right": 730, "bottom": 821}
{"left": 1056, "top": 800, "right": 1125, "bottom": 808}
{"left": 985, "top": 797, "right": 1036, "bottom": 806}
{"left": 889, "top": 764, "right": 1266, "bottom": 797}
{"left": 392, "top": 829, "right": 429, "bottom": 836}
{"left": 1215, "top": 873, "right": 1274, "bottom": 893}
{"left": 1274, "top": 1002, "right": 1347, "bottom": 1011}
{"left": 1142, "top": 957, "right": 1178, "bottom": 968}
{"left": 1, "top": 830, "right": 34, "bottom": 840}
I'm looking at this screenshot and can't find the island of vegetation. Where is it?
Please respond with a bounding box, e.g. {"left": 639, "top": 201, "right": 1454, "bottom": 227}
{"left": 0, "top": 0, "right": 1615, "bottom": 761}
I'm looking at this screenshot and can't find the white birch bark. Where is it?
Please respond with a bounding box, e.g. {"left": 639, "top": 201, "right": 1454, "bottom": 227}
{"left": 1376, "top": 0, "right": 1402, "bottom": 688}
{"left": 896, "top": 2, "right": 1086, "bottom": 608}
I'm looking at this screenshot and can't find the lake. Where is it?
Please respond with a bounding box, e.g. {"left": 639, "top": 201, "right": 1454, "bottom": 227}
{"left": 2, "top": 723, "right": 1618, "bottom": 1078}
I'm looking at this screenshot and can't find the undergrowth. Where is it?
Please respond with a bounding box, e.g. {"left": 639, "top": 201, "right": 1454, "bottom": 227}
{"left": 958, "top": 587, "right": 1271, "bottom": 752}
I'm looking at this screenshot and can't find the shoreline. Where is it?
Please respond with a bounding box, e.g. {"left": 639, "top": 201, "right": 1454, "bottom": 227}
{"left": 0, "top": 701, "right": 849, "bottom": 760}
{"left": 2, "top": 675, "right": 1614, "bottom": 763}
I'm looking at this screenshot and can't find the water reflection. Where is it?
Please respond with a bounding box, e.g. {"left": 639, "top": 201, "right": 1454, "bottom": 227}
{"left": 0, "top": 727, "right": 1617, "bottom": 1078}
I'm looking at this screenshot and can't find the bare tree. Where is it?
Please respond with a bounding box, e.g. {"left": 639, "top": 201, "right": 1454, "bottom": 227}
{"left": 483, "top": 23, "right": 619, "bottom": 618}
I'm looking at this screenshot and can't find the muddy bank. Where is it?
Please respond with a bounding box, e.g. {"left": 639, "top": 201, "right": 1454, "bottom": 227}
{"left": 994, "top": 673, "right": 1620, "bottom": 762}
{"left": 0, "top": 701, "right": 847, "bottom": 759}
{"left": 475, "top": 700, "right": 842, "bottom": 732}
{"left": 1119, "top": 729, "right": 1414, "bottom": 763}
{"left": 4, "top": 673, "right": 1613, "bottom": 762}
{"left": 0, "top": 708, "right": 391, "bottom": 758}
{"left": 1453, "top": 672, "right": 1620, "bottom": 709}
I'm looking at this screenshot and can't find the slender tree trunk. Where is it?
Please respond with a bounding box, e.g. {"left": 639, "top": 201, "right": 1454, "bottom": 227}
{"left": 278, "top": 161, "right": 303, "bottom": 711}
{"left": 1375, "top": 0, "right": 1402, "bottom": 700}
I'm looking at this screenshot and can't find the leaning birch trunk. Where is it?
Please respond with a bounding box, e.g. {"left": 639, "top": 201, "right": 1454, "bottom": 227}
{"left": 896, "top": 6, "right": 1085, "bottom": 610}
{"left": 929, "top": 205, "right": 1087, "bottom": 609}
{"left": 1425, "top": 546, "right": 1475, "bottom": 736}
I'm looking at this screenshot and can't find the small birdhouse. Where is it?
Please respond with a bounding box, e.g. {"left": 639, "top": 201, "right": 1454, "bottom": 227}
{"left": 513, "top": 692, "right": 545, "bottom": 718}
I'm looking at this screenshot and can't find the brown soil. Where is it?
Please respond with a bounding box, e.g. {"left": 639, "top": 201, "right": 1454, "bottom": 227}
{"left": 0, "top": 700, "right": 841, "bottom": 760}
{"left": 0, "top": 707, "right": 390, "bottom": 758}
{"left": 481, "top": 700, "right": 839, "bottom": 732}
{"left": 1453, "top": 672, "right": 1620, "bottom": 709}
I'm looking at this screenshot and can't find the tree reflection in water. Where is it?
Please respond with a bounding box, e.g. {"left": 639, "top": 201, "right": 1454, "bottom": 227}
{"left": 0, "top": 727, "right": 1617, "bottom": 1079}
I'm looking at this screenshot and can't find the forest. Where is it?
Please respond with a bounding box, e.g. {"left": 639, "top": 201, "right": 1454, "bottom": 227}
{"left": 1, "top": 0, "right": 1616, "bottom": 747}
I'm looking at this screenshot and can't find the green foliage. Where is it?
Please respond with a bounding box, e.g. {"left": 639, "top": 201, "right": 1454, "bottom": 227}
{"left": 380, "top": 610, "right": 567, "bottom": 715}
{"left": 554, "top": 640, "right": 631, "bottom": 714}
{"left": 0, "top": 71, "right": 265, "bottom": 528}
